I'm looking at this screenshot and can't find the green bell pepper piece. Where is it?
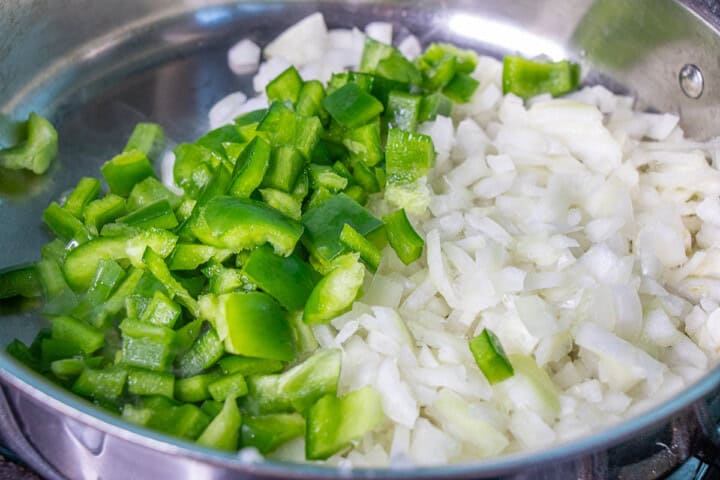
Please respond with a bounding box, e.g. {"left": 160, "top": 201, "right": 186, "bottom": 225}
{"left": 343, "top": 184, "right": 368, "bottom": 206}
{"left": 259, "top": 188, "right": 302, "bottom": 221}
{"left": 192, "top": 196, "right": 304, "bottom": 257}
{"left": 322, "top": 83, "right": 384, "bottom": 129}
{"left": 342, "top": 119, "right": 383, "bottom": 167}
{"left": 51, "top": 358, "right": 86, "bottom": 381}
{"left": 295, "top": 80, "right": 326, "bottom": 118}
{"left": 386, "top": 91, "right": 422, "bottom": 132}
{"left": 418, "top": 92, "right": 453, "bottom": 123}
{"left": 443, "top": 73, "right": 480, "bottom": 103}
{"left": 349, "top": 158, "right": 380, "bottom": 193}
{"left": 228, "top": 136, "right": 271, "bottom": 198}
{"left": 208, "top": 372, "right": 249, "bottom": 401}
{"left": 421, "top": 43, "right": 478, "bottom": 74}
{"left": 382, "top": 208, "right": 424, "bottom": 265}
{"left": 201, "top": 291, "right": 296, "bottom": 361}
{"left": 218, "top": 355, "right": 284, "bottom": 376}
{"left": 241, "top": 413, "right": 305, "bottom": 454}
{"left": 173, "top": 143, "right": 215, "bottom": 198}
{"left": 339, "top": 224, "right": 382, "bottom": 272}
{"left": 288, "top": 310, "right": 319, "bottom": 355}
{"left": 127, "top": 177, "right": 180, "bottom": 211}
{"left": 84, "top": 194, "right": 127, "bottom": 234}
{"left": 127, "top": 368, "right": 175, "bottom": 398}
{"left": 0, "top": 264, "right": 41, "bottom": 299}
{"left": 303, "top": 253, "right": 365, "bottom": 325}
{"left": 201, "top": 261, "right": 249, "bottom": 295}
{"left": 257, "top": 102, "right": 323, "bottom": 160}
{"left": 136, "top": 291, "right": 178, "bottom": 329}
{"left": 305, "top": 385, "right": 383, "bottom": 460}
{"left": 72, "top": 367, "right": 128, "bottom": 403}
{"left": 243, "top": 349, "right": 341, "bottom": 415}
{"left": 123, "top": 123, "right": 166, "bottom": 161}
{"left": 421, "top": 55, "right": 457, "bottom": 91}
{"left": 385, "top": 128, "right": 436, "bottom": 185}
{"left": 376, "top": 54, "right": 422, "bottom": 85}
{"left": 176, "top": 327, "right": 225, "bottom": 378}
{"left": 502, "top": 56, "right": 581, "bottom": 99}
{"left": 301, "top": 193, "right": 383, "bottom": 264}
{"left": 262, "top": 145, "right": 305, "bottom": 193}
{"left": 41, "top": 338, "right": 83, "bottom": 364}
{"left": 121, "top": 336, "right": 175, "bottom": 372}
{"left": 101, "top": 150, "right": 156, "bottom": 197}
{"left": 175, "top": 371, "right": 222, "bottom": 402}
{"left": 359, "top": 36, "right": 397, "bottom": 73}
{"left": 200, "top": 400, "right": 224, "bottom": 419}
{"left": 51, "top": 316, "right": 105, "bottom": 354}
{"left": 241, "top": 245, "right": 320, "bottom": 311}
{"left": 266, "top": 66, "right": 303, "bottom": 105}
{"left": 469, "top": 328, "right": 515, "bottom": 384}
{"left": 117, "top": 199, "right": 178, "bottom": 230}
{"left": 308, "top": 164, "right": 348, "bottom": 193}
{"left": 0, "top": 113, "right": 57, "bottom": 174}
{"left": 64, "top": 177, "right": 102, "bottom": 219}
{"left": 43, "top": 202, "right": 93, "bottom": 243}
{"left": 196, "top": 124, "right": 245, "bottom": 161}
{"left": 142, "top": 248, "right": 199, "bottom": 316}
{"left": 167, "top": 244, "right": 232, "bottom": 271}
{"left": 196, "top": 396, "right": 242, "bottom": 452}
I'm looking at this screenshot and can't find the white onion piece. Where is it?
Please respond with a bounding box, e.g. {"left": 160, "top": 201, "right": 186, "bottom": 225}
{"left": 227, "top": 39, "right": 261, "bottom": 74}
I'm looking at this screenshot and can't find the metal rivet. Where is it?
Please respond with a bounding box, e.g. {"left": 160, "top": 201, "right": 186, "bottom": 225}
{"left": 679, "top": 64, "right": 704, "bottom": 99}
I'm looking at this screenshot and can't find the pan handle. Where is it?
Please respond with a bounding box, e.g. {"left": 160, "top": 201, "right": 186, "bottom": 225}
{"left": 0, "top": 383, "right": 65, "bottom": 480}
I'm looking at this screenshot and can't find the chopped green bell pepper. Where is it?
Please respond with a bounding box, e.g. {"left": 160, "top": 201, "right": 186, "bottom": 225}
{"left": 123, "top": 123, "right": 166, "bottom": 161}
{"left": 208, "top": 372, "right": 248, "bottom": 401}
{"left": 443, "top": 73, "right": 479, "bottom": 103}
{"left": 241, "top": 245, "right": 320, "bottom": 311}
{"left": 303, "top": 253, "right": 365, "bottom": 325}
{"left": 259, "top": 188, "right": 302, "bottom": 221}
{"left": 72, "top": 367, "right": 128, "bottom": 403}
{"left": 243, "top": 349, "right": 341, "bottom": 415}
{"left": 322, "top": 83, "right": 384, "bottom": 129}
{"left": 176, "top": 327, "right": 225, "bottom": 378}
{"left": 262, "top": 146, "right": 305, "bottom": 193}
{"left": 0, "top": 112, "right": 57, "bottom": 174}
{"left": 266, "top": 66, "right": 303, "bottom": 105}
{"left": 382, "top": 209, "right": 424, "bottom": 265}
{"left": 502, "top": 56, "right": 581, "bottom": 99}
{"left": 168, "top": 244, "right": 233, "bottom": 271}
{"left": 469, "top": 328, "right": 514, "bottom": 384}
{"left": 127, "top": 177, "right": 180, "bottom": 211}
{"left": 43, "top": 202, "right": 93, "bottom": 244}
{"left": 301, "top": 193, "right": 383, "bottom": 264}
{"left": 295, "top": 80, "right": 327, "bottom": 119}
{"left": 51, "top": 315, "right": 105, "bottom": 354}
{"left": 241, "top": 413, "right": 305, "bottom": 454}
{"left": 218, "top": 355, "right": 284, "bottom": 376}
{"left": 192, "top": 196, "right": 304, "bottom": 257}
{"left": 101, "top": 150, "right": 156, "bottom": 197}
{"left": 0, "top": 264, "right": 41, "bottom": 299}
{"left": 228, "top": 136, "right": 271, "bottom": 198}
{"left": 117, "top": 199, "right": 178, "bottom": 230}
{"left": 127, "top": 368, "right": 175, "bottom": 398}
{"left": 257, "top": 102, "right": 323, "bottom": 160}
{"left": 84, "top": 194, "right": 127, "bottom": 234}
{"left": 175, "top": 371, "right": 222, "bottom": 402}
{"left": 305, "top": 385, "right": 383, "bottom": 460}
{"left": 200, "top": 291, "right": 295, "bottom": 361}
{"left": 139, "top": 290, "right": 181, "bottom": 328}
{"left": 196, "top": 396, "right": 242, "bottom": 452}
{"left": 386, "top": 91, "right": 422, "bottom": 131}
{"left": 342, "top": 119, "right": 383, "bottom": 167}
{"left": 64, "top": 177, "right": 102, "bottom": 219}
{"left": 339, "top": 224, "right": 382, "bottom": 272}
{"left": 385, "top": 128, "right": 436, "bottom": 185}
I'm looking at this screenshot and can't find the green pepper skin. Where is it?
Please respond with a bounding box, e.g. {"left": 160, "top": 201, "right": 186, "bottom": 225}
{"left": 305, "top": 385, "right": 383, "bottom": 460}
{"left": 203, "top": 291, "right": 296, "bottom": 362}
{"left": 101, "top": 150, "right": 156, "bottom": 197}
{"left": 502, "top": 56, "right": 581, "bottom": 99}
{"left": 303, "top": 253, "right": 365, "bottom": 325}
{"left": 0, "top": 113, "right": 58, "bottom": 174}
{"left": 242, "top": 245, "right": 320, "bottom": 311}
{"left": 192, "top": 196, "right": 303, "bottom": 257}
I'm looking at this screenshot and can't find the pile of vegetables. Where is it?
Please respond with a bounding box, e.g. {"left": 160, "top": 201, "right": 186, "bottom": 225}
{"left": 0, "top": 16, "right": 587, "bottom": 462}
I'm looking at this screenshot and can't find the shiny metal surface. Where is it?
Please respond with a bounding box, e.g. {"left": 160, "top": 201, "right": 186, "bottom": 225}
{"left": 1, "top": 1, "right": 720, "bottom": 479}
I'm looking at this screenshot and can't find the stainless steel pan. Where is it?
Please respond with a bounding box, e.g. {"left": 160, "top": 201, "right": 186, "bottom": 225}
{"left": 2, "top": 1, "right": 720, "bottom": 478}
